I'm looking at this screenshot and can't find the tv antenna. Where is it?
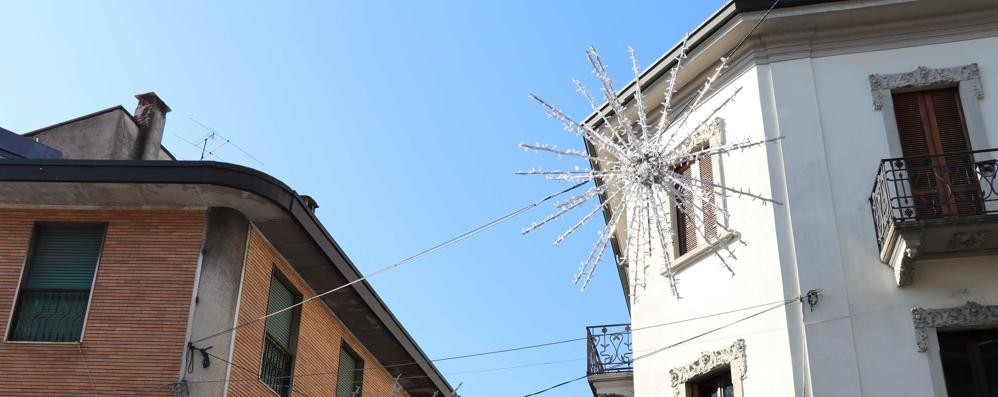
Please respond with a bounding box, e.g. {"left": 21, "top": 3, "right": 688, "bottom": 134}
{"left": 173, "top": 118, "right": 264, "bottom": 165}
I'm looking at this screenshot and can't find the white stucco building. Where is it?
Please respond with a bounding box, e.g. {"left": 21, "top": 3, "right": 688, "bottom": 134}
{"left": 583, "top": 1, "right": 998, "bottom": 396}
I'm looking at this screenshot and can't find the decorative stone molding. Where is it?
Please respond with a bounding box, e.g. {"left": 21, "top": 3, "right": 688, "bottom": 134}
{"left": 911, "top": 301, "right": 998, "bottom": 352}
{"left": 878, "top": 225, "right": 920, "bottom": 287}
{"left": 869, "top": 63, "right": 983, "bottom": 110}
{"left": 947, "top": 230, "right": 990, "bottom": 250}
{"left": 669, "top": 339, "right": 746, "bottom": 397}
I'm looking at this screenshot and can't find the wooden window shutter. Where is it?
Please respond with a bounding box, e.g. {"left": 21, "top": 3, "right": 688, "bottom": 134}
{"left": 699, "top": 150, "right": 717, "bottom": 240}
{"left": 675, "top": 163, "right": 697, "bottom": 255}
{"left": 892, "top": 88, "right": 979, "bottom": 218}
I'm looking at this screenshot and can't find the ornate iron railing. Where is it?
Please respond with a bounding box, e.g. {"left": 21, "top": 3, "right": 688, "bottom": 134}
{"left": 9, "top": 289, "right": 90, "bottom": 342}
{"left": 261, "top": 335, "right": 294, "bottom": 397}
{"left": 870, "top": 149, "right": 998, "bottom": 249}
{"left": 586, "top": 323, "right": 632, "bottom": 376}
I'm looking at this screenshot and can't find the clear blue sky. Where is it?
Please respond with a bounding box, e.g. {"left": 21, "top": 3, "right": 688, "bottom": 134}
{"left": 1, "top": 1, "right": 722, "bottom": 395}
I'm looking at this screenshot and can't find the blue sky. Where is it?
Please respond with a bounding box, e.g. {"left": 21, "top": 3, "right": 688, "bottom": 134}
{"left": 1, "top": 1, "right": 722, "bottom": 395}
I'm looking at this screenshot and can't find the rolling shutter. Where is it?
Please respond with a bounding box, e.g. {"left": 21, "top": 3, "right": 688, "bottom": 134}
{"left": 9, "top": 224, "right": 105, "bottom": 342}
{"left": 265, "top": 276, "right": 298, "bottom": 349}
{"left": 336, "top": 346, "right": 363, "bottom": 397}
{"left": 24, "top": 226, "right": 104, "bottom": 290}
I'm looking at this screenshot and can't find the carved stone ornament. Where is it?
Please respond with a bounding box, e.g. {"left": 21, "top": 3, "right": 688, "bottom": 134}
{"left": 947, "top": 230, "right": 990, "bottom": 250}
{"left": 869, "top": 63, "right": 983, "bottom": 110}
{"left": 669, "top": 339, "right": 746, "bottom": 397}
{"left": 911, "top": 301, "right": 998, "bottom": 352}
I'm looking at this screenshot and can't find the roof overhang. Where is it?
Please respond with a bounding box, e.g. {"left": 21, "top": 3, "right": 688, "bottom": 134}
{"left": 0, "top": 159, "right": 452, "bottom": 396}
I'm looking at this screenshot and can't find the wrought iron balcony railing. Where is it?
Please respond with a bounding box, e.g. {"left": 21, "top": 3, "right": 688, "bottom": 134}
{"left": 870, "top": 149, "right": 998, "bottom": 249}
{"left": 9, "top": 289, "right": 90, "bottom": 342}
{"left": 586, "top": 323, "right": 632, "bottom": 376}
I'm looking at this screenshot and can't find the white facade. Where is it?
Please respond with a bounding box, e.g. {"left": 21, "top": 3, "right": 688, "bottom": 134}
{"left": 590, "top": 1, "right": 998, "bottom": 396}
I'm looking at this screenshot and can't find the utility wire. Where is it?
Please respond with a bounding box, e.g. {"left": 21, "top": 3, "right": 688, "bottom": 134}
{"left": 180, "top": 296, "right": 796, "bottom": 390}
{"left": 519, "top": 297, "right": 798, "bottom": 397}
{"left": 76, "top": 342, "right": 98, "bottom": 397}
{"left": 344, "top": 296, "right": 790, "bottom": 374}
{"left": 190, "top": 0, "right": 782, "bottom": 353}
{"left": 192, "top": 180, "right": 588, "bottom": 345}
{"left": 655, "top": 0, "right": 782, "bottom": 131}
{"left": 203, "top": 350, "right": 315, "bottom": 397}
{"left": 56, "top": 298, "right": 799, "bottom": 396}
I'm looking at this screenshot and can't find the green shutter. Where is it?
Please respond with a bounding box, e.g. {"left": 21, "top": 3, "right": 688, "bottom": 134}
{"left": 10, "top": 225, "right": 105, "bottom": 342}
{"left": 265, "top": 276, "right": 297, "bottom": 348}
{"left": 336, "top": 347, "right": 362, "bottom": 397}
{"left": 24, "top": 226, "right": 105, "bottom": 290}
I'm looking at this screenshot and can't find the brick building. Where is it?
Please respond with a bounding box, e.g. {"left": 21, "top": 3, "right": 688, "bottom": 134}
{"left": 0, "top": 93, "right": 453, "bottom": 397}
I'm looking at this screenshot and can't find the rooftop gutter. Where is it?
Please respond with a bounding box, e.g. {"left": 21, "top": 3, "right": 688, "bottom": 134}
{"left": 0, "top": 158, "right": 452, "bottom": 396}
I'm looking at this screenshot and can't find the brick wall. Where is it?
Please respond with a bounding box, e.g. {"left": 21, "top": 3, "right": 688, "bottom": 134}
{"left": 228, "top": 227, "right": 411, "bottom": 397}
{"left": 0, "top": 209, "right": 205, "bottom": 396}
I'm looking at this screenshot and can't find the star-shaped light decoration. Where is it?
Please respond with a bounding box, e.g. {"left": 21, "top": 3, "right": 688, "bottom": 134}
{"left": 520, "top": 44, "right": 782, "bottom": 298}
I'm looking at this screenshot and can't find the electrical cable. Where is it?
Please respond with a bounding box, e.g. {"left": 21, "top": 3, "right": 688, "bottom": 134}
{"left": 348, "top": 296, "right": 790, "bottom": 374}
{"left": 53, "top": 297, "right": 799, "bottom": 396}
{"left": 520, "top": 297, "right": 796, "bottom": 396}
{"left": 175, "top": 296, "right": 798, "bottom": 392}
{"left": 191, "top": 180, "right": 588, "bottom": 345}
{"left": 76, "top": 342, "right": 99, "bottom": 397}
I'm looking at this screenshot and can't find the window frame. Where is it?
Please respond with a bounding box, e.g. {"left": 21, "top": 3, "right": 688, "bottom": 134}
{"left": 669, "top": 339, "right": 746, "bottom": 397}
{"left": 688, "top": 366, "right": 734, "bottom": 397}
{"left": 664, "top": 118, "right": 737, "bottom": 273}
{"left": 336, "top": 341, "right": 365, "bottom": 397}
{"left": 259, "top": 267, "right": 303, "bottom": 397}
{"left": 4, "top": 222, "right": 107, "bottom": 344}
{"left": 870, "top": 64, "right": 989, "bottom": 160}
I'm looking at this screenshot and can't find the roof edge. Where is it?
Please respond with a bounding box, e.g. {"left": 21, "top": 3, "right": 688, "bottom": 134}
{"left": 0, "top": 159, "right": 453, "bottom": 395}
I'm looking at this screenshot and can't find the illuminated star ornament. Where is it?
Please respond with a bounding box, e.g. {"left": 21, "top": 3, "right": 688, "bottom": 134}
{"left": 520, "top": 45, "right": 782, "bottom": 298}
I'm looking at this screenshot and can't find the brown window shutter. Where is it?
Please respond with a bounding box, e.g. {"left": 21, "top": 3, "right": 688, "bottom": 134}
{"left": 675, "top": 163, "right": 697, "bottom": 256}
{"left": 892, "top": 87, "right": 979, "bottom": 218}
{"left": 699, "top": 150, "right": 717, "bottom": 241}
{"left": 928, "top": 88, "right": 979, "bottom": 215}
{"left": 893, "top": 92, "right": 933, "bottom": 159}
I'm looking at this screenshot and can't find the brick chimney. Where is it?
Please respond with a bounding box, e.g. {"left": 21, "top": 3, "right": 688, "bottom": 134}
{"left": 133, "top": 92, "right": 171, "bottom": 160}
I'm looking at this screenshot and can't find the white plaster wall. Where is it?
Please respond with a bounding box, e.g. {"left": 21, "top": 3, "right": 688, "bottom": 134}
{"left": 769, "top": 34, "right": 998, "bottom": 396}
{"left": 633, "top": 33, "right": 998, "bottom": 397}
{"left": 630, "top": 66, "right": 797, "bottom": 397}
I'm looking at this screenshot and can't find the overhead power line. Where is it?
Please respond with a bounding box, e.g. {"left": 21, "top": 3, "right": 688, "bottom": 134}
{"left": 178, "top": 296, "right": 799, "bottom": 392}
{"left": 520, "top": 297, "right": 797, "bottom": 396}
{"left": 192, "top": 180, "right": 588, "bottom": 345}
{"left": 58, "top": 295, "right": 804, "bottom": 396}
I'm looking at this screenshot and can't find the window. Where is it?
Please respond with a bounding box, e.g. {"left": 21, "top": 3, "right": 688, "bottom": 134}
{"left": 673, "top": 148, "right": 717, "bottom": 257}
{"left": 260, "top": 273, "right": 301, "bottom": 397}
{"left": 674, "top": 162, "right": 696, "bottom": 256}
{"left": 336, "top": 344, "right": 364, "bottom": 397}
{"left": 892, "top": 87, "right": 980, "bottom": 218}
{"left": 938, "top": 328, "right": 998, "bottom": 396}
{"left": 690, "top": 368, "right": 734, "bottom": 397}
{"left": 8, "top": 224, "right": 105, "bottom": 342}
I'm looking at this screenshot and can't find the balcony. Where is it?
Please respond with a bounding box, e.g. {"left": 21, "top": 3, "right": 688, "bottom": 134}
{"left": 870, "top": 149, "right": 998, "bottom": 286}
{"left": 586, "top": 323, "right": 633, "bottom": 397}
